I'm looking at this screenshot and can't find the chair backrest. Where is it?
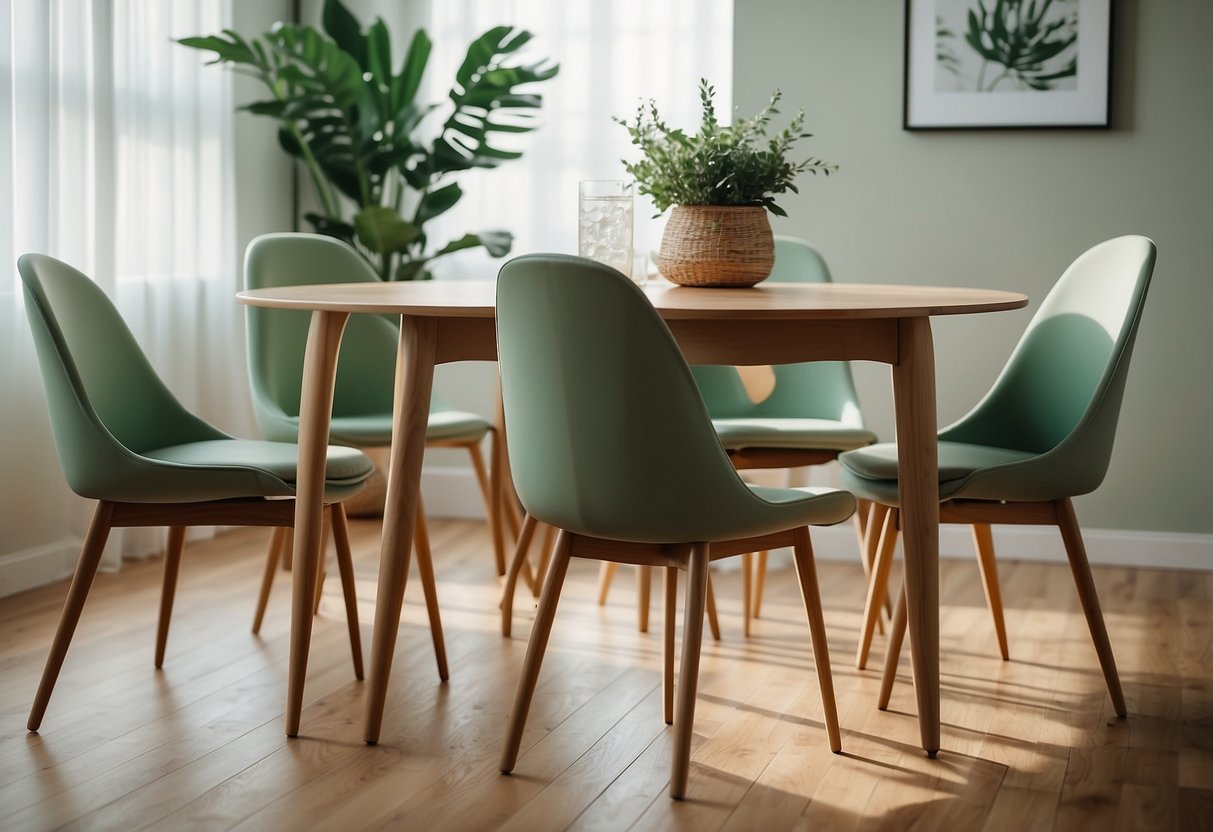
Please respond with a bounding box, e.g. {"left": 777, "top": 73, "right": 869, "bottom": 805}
{"left": 244, "top": 233, "right": 399, "bottom": 440}
{"left": 17, "top": 254, "right": 224, "bottom": 498}
{"left": 691, "top": 236, "right": 865, "bottom": 426}
{"left": 496, "top": 254, "right": 767, "bottom": 543}
{"left": 941, "top": 235, "right": 1157, "bottom": 497}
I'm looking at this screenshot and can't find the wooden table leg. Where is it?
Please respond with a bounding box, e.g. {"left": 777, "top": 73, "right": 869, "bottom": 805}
{"left": 364, "top": 316, "right": 438, "bottom": 744}
{"left": 286, "top": 310, "right": 349, "bottom": 737}
{"left": 891, "top": 316, "right": 940, "bottom": 757}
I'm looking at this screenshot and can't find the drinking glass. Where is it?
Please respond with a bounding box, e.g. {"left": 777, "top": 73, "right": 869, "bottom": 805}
{"left": 578, "top": 180, "right": 634, "bottom": 276}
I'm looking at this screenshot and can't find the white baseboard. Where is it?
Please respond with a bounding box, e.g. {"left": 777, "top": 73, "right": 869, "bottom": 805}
{"left": 420, "top": 466, "right": 1213, "bottom": 572}
{"left": 0, "top": 539, "right": 79, "bottom": 598}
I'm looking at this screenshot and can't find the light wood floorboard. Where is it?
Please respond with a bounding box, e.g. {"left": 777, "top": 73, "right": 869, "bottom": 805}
{"left": 0, "top": 518, "right": 1208, "bottom": 831}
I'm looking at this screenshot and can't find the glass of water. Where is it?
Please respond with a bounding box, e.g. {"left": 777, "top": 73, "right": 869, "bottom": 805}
{"left": 578, "top": 180, "right": 634, "bottom": 276}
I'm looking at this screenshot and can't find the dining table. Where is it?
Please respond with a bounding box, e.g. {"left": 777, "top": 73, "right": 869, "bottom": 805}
{"left": 237, "top": 276, "right": 1028, "bottom": 757}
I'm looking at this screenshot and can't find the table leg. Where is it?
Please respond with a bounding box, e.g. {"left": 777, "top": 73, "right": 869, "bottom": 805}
{"left": 364, "top": 316, "right": 438, "bottom": 744}
{"left": 286, "top": 310, "right": 349, "bottom": 737}
{"left": 891, "top": 316, "right": 940, "bottom": 756}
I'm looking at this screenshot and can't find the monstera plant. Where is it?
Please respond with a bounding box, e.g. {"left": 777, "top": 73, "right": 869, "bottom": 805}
{"left": 180, "top": 0, "right": 558, "bottom": 280}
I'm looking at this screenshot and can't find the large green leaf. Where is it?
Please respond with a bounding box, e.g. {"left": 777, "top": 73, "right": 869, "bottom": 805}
{"left": 177, "top": 34, "right": 257, "bottom": 65}
{"left": 415, "top": 183, "right": 463, "bottom": 225}
{"left": 355, "top": 207, "right": 420, "bottom": 255}
{"left": 392, "top": 30, "right": 431, "bottom": 112}
{"left": 321, "top": 0, "right": 368, "bottom": 70}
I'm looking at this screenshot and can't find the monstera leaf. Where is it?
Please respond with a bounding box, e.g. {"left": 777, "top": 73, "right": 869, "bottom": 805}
{"left": 965, "top": 0, "right": 1078, "bottom": 91}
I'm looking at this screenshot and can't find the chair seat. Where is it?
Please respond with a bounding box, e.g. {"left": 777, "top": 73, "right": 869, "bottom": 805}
{"left": 713, "top": 418, "right": 877, "bottom": 452}
{"left": 143, "top": 439, "right": 373, "bottom": 499}
{"left": 285, "top": 410, "right": 490, "bottom": 446}
{"left": 838, "top": 440, "right": 1039, "bottom": 503}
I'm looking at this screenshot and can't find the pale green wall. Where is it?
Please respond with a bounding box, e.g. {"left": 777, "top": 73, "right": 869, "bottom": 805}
{"left": 733, "top": 0, "right": 1213, "bottom": 534}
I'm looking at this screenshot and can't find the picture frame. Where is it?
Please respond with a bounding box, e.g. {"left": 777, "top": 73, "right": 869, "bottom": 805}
{"left": 903, "top": 0, "right": 1113, "bottom": 130}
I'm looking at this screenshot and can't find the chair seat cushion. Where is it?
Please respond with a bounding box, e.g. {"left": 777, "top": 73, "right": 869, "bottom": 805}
{"left": 144, "top": 439, "right": 373, "bottom": 489}
{"left": 838, "top": 441, "right": 1039, "bottom": 503}
{"left": 713, "top": 418, "right": 877, "bottom": 452}
{"left": 746, "top": 485, "right": 857, "bottom": 527}
{"left": 316, "top": 410, "right": 490, "bottom": 446}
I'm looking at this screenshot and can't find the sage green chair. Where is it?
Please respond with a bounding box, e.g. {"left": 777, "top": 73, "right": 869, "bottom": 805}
{"left": 244, "top": 232, "right": 507, "bottom": 680}
{"left": 839, "top": 235, "right": 1157, "bottom": 717}
{"left": 18, "top": 253, "right": 373, "bottom": 731}
{"left": 494, "top": 254, "right": 855, "bottom": 799}
{"left": 597, "top": 237, "right": 879, "bottom": 634}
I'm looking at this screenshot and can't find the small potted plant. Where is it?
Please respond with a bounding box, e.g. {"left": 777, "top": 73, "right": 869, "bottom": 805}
{"left": 617, "top": 80, "right": 836, "bottom": 287}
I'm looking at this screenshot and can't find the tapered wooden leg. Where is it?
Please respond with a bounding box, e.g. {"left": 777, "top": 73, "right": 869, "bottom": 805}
{"left": 857, "top": 508, "right": 900, "bottom": 669}
{"left": 282, "top": 528, "right": 293, "bottom": 572}
{"left": 792, "top": 527, "right": 842, "bottom": 752}
{"left": 670, "top": 542, "right": 711, "bottom": 800}
{"left": 663, "top": 565, "right": 678, "bottom": 725}
{"left": 863, "top": 502, "right": 893, "bottom": 623}
{"left": 312, "top": 511, "right": 331, "bottom": 617}
{"left": 971, "top": 523, "right": 1009, "bottom": 660}
{"left": 1057, "top": 498, "right": 1126, "bottom": 717}
{"left": 288, "top": 309, "right": 349, "bottom": 738}
{"left": 493, "top": 385, "right": 524, "bottom": 542}
{"left": 892, "top": 316, "right": 941, "bottom": 756}
{"left": 468, "top": 441, "right": 505, "bottom": 576}
{"left": 28, "top": 501, "right": 115, "bottom": 731}
{"left": 879, "top": 583, "right": 909, "bottom": 711}
{"left": 330, "top": 503, "right": 364, "bottom": 681}
{"left": 365, "top": 315, "right": 433, "bottom": 744}
{"left": 637, "top": 565, "right": 652, "bottom": 633}
{"left": 253, "top": 527, "right": 286, "bottom": 634}
{"left": 536, "top": 524, "right": 556, "bottom": 591}
{"left": 742, "top": 553, "right": 753, "bottom": 637}
{"left": 154, "top": 526, "right": 187, "bottom": 669}
{"left": 596, "top": 562, "right": 619, "bottom": 605}
{"left": 500, "top": 530, "right": 573, "bottom": 773}
{"left": 501, "top": 513, "right": 539, "bottom": 638}
{"left": 413, "top": 498, "right": 448, "bottom": 682}
{"left": 752, "top": 550, "right": 768, "bottom": 618}
{"left": 705, "top": 573, "right": 721, "bottom": 642}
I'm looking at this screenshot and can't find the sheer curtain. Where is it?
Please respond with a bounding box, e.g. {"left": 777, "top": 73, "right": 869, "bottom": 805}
{"left": 424, "top": 0, "right": 733, "bottom": 279}
{"left": 0, "top": 0, "right": 245, "bottom": 579}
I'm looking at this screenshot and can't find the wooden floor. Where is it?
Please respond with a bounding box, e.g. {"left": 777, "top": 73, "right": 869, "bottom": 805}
{"left": 0, "top": 517, "right": 1209, "bottom": 831}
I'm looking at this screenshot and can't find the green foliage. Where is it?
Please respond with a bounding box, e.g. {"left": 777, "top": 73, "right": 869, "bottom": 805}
{"left": 615, "top": 80, "right": 835, "bottom": 218}
{"left": 179, "top": 0, "right": 558, "bottom": 279}
{"left": 965, "top": 0, "right": 1078, "bottom": 91}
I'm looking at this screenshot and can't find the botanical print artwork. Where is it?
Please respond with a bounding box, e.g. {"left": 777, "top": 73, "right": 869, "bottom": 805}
{"left": 934, "top": 0, "right": 1079, "bottom": 93}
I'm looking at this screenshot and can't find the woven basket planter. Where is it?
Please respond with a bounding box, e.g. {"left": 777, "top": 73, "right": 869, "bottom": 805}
{"left": 656, "top": 205, "right": 775, "bottom": 288}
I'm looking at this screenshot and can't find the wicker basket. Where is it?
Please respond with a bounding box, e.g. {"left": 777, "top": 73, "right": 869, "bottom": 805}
{"left": 656, "top": 205, "right": 775, "bottom": 288}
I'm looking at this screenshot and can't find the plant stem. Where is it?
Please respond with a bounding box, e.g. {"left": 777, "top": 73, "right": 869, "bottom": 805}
{"left": 288, "top": 124, "right": 340, "bottom": 220}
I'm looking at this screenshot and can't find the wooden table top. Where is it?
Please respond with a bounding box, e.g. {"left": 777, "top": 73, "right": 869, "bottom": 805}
{"left": 238, "top": 279, "right": 1028, "bottom": 320}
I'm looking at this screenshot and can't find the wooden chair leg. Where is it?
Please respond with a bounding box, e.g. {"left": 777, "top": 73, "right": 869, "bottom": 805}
{"left": 670, "top": 542, "right": 711, "bottom": 800}
{"left": 663, "top": 565, "right": 678, "bottom": 725}
{"left": 413, "top": 498, "right": 448, "bottom": 682}
{"left": 330, "top": 504, "right": 364, "bottom": 680}
{"left": 752, "top": 550, "right": 768, "bottom": 618}
{"left": 253, "top": 527, "right": 286, "bottom": 634}
{"left": 856, "top": 508, "right": 899, "bottom": 669}
{"left": 28, "top": 501, "right": 115, "bottom": 731}
{"left": 596, "top": 562, "right": 619, "bottom": 605}
{"left": 282, "top": 527, "right": 293, "bottom": 572}
{"left": 154, "top": 526, "right": 187, "bottom": 669}
{"left": 971, "top": 523, "right": 1010, "bottom": 660}
{"left": 862, "top": 502, "right": 892, "bottom": 628}
{"left": 468, "top": 441, "right": 506, "bottom": 576}
{"left": 879, "top": 583, "right": 908, "bottom": 711}
{"left": 1057, "top": 498, "right": 1126, "bottom": 718}
{"left": 791, "top": 527, "right": 842, "bottom": 752}
{"left": 312, "top": 511, "right": 331, "bottom": 617}
{"left": 741, "top": 553, "right": 753, "bottom": 638}
{"left": 500, "top": 513, "right": 539, "bottom": 638}
{"left": 500, "top": 530, "right": 573, "bottom": 773}
{"left": 637, "top": 565, "right": 653, "bottom": 633}
{"left": 536, "top": 524, "right": 556, "bottom": 593}
{"left": 493, "top": 385, "right": 524, "bottom": 543}
{"left": 705, "top": 573, "right": 721, "bottom": 642}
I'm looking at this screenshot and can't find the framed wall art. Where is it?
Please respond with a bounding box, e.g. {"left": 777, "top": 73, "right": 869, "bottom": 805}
{"left": 904, "top": 0, "right": 1113, "bottom": 129}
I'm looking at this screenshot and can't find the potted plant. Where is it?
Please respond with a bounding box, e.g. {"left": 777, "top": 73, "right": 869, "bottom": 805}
{"left": 617, "top": 80, "right": 836, "bottom": 287}
{"left": 180, "top": 0, "right": 558, "bottom": 280}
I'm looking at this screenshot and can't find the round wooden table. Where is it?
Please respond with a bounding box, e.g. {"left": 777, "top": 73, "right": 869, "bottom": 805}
{"left": 239, "top": 278, "right": 1028, "bottom": 755}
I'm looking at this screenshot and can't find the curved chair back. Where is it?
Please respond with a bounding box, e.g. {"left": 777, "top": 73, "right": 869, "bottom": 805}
{"left": 691, "top": 237, "right": 864, "bottom": 425}
{"left": 244, "top": 233, "right": 398, "bottom": 441}
{"left": 496, "top": 254, "right": 765, "bottom": 543}
{"left": 17, "top": 254, "right": 225, "bottom": 498}
{"left": 941, "top": 235, "right": 1157, "bottom": 497}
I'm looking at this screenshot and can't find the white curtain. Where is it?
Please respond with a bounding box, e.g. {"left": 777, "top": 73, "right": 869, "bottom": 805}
{"left": 424, "top": 0, "right": 733, "bottom": 279}
{"left": 0, "top": 0, "right": 245, "bottom": 574}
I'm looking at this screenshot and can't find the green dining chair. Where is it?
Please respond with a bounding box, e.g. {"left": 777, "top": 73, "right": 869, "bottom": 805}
{"left": 839, "top": 235, "right": 1157, "bottom": 717}
{"left": 18, "top": 253, "right": 373, "bottom": 731}
{"left": 244, "top": 232, "right": 507, "bottom": 681}
{"left": 494, "top": 254, "right": 855, "bottom": 799}
{"left": 596, "top": 237, "right": 880, "bottom": 635}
